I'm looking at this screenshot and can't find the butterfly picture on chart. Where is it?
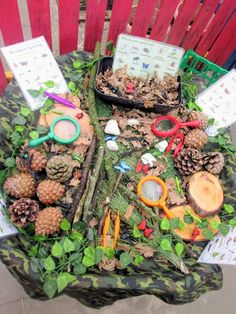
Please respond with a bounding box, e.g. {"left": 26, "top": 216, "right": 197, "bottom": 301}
{"left": 142, "top": 63, "right": 150, "bottom": 70}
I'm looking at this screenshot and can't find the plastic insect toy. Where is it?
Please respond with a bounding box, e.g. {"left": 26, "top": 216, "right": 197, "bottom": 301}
{"left": 114, "top": 160, "right": 131, "bottom": 174}
{"left": 126, "top": 83, "right": 135, "bottom": 93}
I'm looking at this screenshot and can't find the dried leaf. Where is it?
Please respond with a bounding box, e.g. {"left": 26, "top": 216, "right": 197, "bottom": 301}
{"left": 135, "top": 244, "right": 154, "bottom": 258}
{"left": 98, "top": 257, "right": 118, "bottom": 271}
{"left": 89, "top": 217, "right": 99, "bottom": 228}
{"left": 69, "top": 178, "right": 80, "bottom": 187}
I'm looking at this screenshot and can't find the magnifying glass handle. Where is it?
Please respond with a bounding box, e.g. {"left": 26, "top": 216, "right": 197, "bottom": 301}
{"left": 162, "top": 204, "right": 175, "bottom": 219}
{"left": 181, "top": 120, "right": 201, "bottom": 128}
{"left": 29, "top": 134, "right": 52, "bottom": 147}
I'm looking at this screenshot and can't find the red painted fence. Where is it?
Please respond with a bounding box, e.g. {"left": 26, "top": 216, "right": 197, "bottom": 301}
{"left": 0, "top": 0, "right": 236, "bottom": 94}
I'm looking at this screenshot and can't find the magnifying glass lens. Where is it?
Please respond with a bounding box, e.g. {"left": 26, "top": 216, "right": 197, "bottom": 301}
{"left": 155, "top": 119, "right": 176, "bottom": 132}
{"left": 53, "top": 120, "right": 77, "bottom": 140}
{"left": 141, "top": 180, "right": 163, "bottom": 203}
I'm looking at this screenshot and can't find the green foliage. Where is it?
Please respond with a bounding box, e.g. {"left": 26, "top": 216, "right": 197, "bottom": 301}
{"left": 160, "top": 239, "right": 172, "bottom": 251}
{"left": 120, "top": 252, "right": 132, "bottom": 268}
{"left": 106, "top": 41, "right": 116, "bottom": 55}
{"left": 60, "top": 218, "right": 71, "bottom": 231}
{"left": 203, "top": 229, "right": 214, "bottom": 240}
{"left": 184, "top": 213, "right": 194, "bottom": 224}
{"left": 133, "top": 224, "right": 142, "bottom": 238}
{"left": 208, "top": 132, "right": 236, "bottom": 154}
{"left": 175, "top": 243, "right": 184, "bottom": 257}
{"left": 160, "top": 217, "right": 170, "bottom": 231}
{"left": 223, "top": 204, "right": 235, "bottom": 214}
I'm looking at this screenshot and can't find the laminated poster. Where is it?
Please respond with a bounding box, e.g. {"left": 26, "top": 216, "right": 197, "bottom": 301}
{"left": 0, "top": 194, "right": 18, "bottom": 239}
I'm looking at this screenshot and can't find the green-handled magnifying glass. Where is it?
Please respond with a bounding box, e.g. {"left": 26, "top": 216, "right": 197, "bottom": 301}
{"left": 29, "top": 116, "right": 81, "bottom": 147}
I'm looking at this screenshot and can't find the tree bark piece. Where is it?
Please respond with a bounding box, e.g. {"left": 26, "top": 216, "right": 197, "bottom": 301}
{"left": 187, "top": 171, "right": 224, "bottom": 217}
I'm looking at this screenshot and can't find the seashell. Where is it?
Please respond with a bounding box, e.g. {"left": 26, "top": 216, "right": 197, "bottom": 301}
{"left": 127, "top": 119, "right": 140, "bottom": 126}
{"left": 141, "top": 153, "right": 157, "bottom": 167}
{"left": 104, "top": 119, "right": 120, "bottom": 135}
{"left": 106, "top": 140, "right": 119, "bottom": 151}
{"left": 155, "top": 140, "right": 168, "bottom": 152}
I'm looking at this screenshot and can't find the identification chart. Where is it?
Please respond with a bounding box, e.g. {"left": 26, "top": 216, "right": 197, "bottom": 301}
{"left": 113, "top": 34, "right": 185, "bottom": 79}
{"left": 0, "top": 195, "right": 18, "bottom": 239}
{"left": 196, "top": 69, "right": 236, "bottom": 129}
{"left": 1, "top": 36, "right": 68, "bottom": 111}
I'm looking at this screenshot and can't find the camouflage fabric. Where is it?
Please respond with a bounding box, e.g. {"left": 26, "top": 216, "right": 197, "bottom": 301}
{"left": 0, "top": 51, "right": 235, "bottom": 308}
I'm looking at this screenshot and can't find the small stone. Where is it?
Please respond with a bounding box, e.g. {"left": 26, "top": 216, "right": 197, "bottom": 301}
{"left": 127, "top": 119, "right": 140, "bottom": 126}
{"left": 141, "top": 153, "right": 157, "bottom": 167}
{"left": 106, "top": 140, "right": 119, "bottom": 151}
{"left": 104, "top": 119, "right": 120, "bottom": 135}
{"left": 205, "top": 125, "right": 219, "bottom": 137}
{"left": 155, "top": 140, "right": 168, "bottom": 152}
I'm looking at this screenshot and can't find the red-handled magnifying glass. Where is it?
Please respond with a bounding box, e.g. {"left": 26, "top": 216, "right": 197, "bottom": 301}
{"left": 151, "top": 116, "right": 200, "bottom": 138}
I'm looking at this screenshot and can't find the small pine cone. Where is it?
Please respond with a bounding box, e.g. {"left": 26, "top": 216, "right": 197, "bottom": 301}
{"left": 188, "top": 111, "right": 208, "bottom": 130}
{"left": 203, "top": 152, "right": 225, "bottom": 175}
{"left": 35, "top": 207, "right": 63, "bottom": 236}
{"left": 16, "top": 148, "right": 47, "bottom": 172}
{"left": 46, "top": 155, "right": 73, "bottom": 182}
{"left": 184, "top": 129, "right": 208, "bottom": 149}
{"left": 37, "top": 180, "right": 65, "bottom": 205}
{"left": 4, "top": 173, "right": 36, "bottom": 198}
{"left": 8, "top": 198, "right": 39, "bottom": 227}
{"left": 175, "top": 148, "right": 203, "bottom": 176}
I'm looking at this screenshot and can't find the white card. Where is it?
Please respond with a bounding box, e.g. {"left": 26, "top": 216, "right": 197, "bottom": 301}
{"left": 1, "top": 36, "right": 69, "bottom": 111}
{"left": 196, "top": 69, "right": 236, "bottom": 129}
{"left": 0, "top": 195, "right": 18, "bottom": 239}
{"left": 198, "top": 227, "right": 236, "bottom": 265}
{"left": 113, "top": 34, "right": 185, "bottom": 79}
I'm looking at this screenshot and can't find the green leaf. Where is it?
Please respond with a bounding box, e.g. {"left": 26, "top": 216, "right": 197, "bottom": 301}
{"left": 28, "top": 246, "right": 38, "bottom": 257}
{"left": 175, "top": 243, "right": 184, "bottom": 257}
{"left": 218, "top": 223, "right": 230, "bottom": 236}
{"left": 73, "top": 60, "right": 83, "bottom": 69}
{"left": 84, "top": 246, "right": 95, "bottom": 258}
{"left": 29, "top": 131, "right": 39, "bottom": 139}
{"left": 229, "top": 219, "right": 236, "bottom": 227}
{"left": 68, "top": 81, "right": 76, "bottom": 91}
{"left": 160, "top": 217, "right": 170, "bottom": 231}
{"left": 82, "top": 256, "right": 95, "bottom": 267}
{"left": 57, "top": 272, "right": 76, "bottom": 293}
{"left": 27, "top": 89, "right": 40, "bottom": 97}
{"left": 133, "top": 254, "right": 144, "bottom": 266}
{"left": 94, "top": 247, "right": 104, "bottom": 264}
{"left": 208, "top": 118, "right": 215, "bottom": 126}
{"left": 210, "top": 221, "right": 220, "bottom": 230}
{"left": 60, "top": 218, "right": 71, "bottom": 231}
{"left": 4, "top": 157, "right": 15, "bottom": 168}
{"left": 160, "top": 239, "right": 172, "bottom": 251}
{"left": 51, "top": 242, "right": 63, "bottom": 257}
{"left": 184, "top": 213, "right": 194, "bottom": 224}
{"left": 69, "top": 232, "right": 83, "bottom": 242}
{"left": 15, "top": 125, "right": 25, "bottom": 132}
{"left": 203, "top": 229, "right": 214, "bottom": 240}
{"left": 105, "top": 247, "right": 115, "bottom": 260}
{"left": 63, "top": 238, "right": 75, "bottom": 253}
{"left": 223, "top": 204, "right": 235, "bottom": 214}
{"left": 43, "top": 279, "right": 57, "bottom": 298}
{"left": 30, "top": 257, "right": 40, "bottom": 273}
{"left": 133, "top": 224, "right": 141, "bottom": 238}
{"left": 44, "top": 256, "right": 56, "bottom": 271}
{"left": 120, "top": 252, "right": 132, "bottom": 268}
{"left": 170, "top": 217, "right": 181, "bottom": 229}
{"left": 196, "top": 218, "right": 209, "bottom": 229}
{"left": 12, "top": 115, "right": 27, "bottom": 125}
{"left": 37, "top": 125, "right": 49, "bottom": 134}
{"left": 73, "top": 263, "right": 87, "bottom": 275}
{"left": 44, "top": 80, "right": 55, "bottom": 88}
{"left": 20, "top": 107, "right": 31, "bottom": 117}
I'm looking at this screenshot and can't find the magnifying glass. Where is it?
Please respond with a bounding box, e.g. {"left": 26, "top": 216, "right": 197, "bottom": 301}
{"left": 29, "top": 116, "right": 81, "bottom": 147}
{"left": 137, "top": 176, "right": 175, "bottom": 219}
{"left": 151, "top": 115, "right": 200, "bottom": 137}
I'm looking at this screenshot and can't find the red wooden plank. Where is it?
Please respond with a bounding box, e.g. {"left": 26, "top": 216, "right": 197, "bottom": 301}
{"left": 196, "top": 0, "right": 236, "bottom": 56}
{"left": 0, "top": 61, "right": 7, "bottom": 95}
{"left": 207, "top": 12, "right": 236, "bottom": 66}
{"left": 0, "top": 0, "right": 24, "bottom": 45}
{"left": 182, "top": 0, "right": 219, "bottom": 51}
{"left": 167, "top": 0, "right": 200, "bottom": 46}
{"left": 84, "top": 0, "right": 107, "bottom": 52}
{"left": 27, "top": 0, "right": 52, "bottom": 49}
{"left": 106, "top": 0, "right": 133, "bottom": 50}
{"left": 150, "top": 0, "right": 179, "bottom": 42}
{"left": 58, "top": 0, "right": 80, "bottom": 54}
{"left": 131, "top": 0, "right": 157, "bottom": 37}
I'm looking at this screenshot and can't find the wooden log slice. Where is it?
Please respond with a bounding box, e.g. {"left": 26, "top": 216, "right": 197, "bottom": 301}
{"left": 171, "top": 205, "right": 220, "bottom": 242}
{"left": 187, "top": 171, "right": 224, "bottom": 217}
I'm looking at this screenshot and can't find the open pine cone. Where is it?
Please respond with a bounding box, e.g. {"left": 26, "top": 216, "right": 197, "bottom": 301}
{"left": 37, "top": 180, "right": 65, "bottom": 205}
{"left": 175, "top": 148, "right": 203, "bottom": 176}
{"left": 188, "top": 111, "right": 208, "bottom": 130}
{"left": 16, "top": 148, "right": 47, "bottom": 172}
{"left": 35, "top": 207, "right": 63, "bottom": 236}
{"left": 203, "top": 152, "right": 225, "bottom": 175}
{"left": 46, "top": 155, "right": 73, "bottom": 182}
{"left": 8, "top": 198, "right": 39, "bottom": 227}
{"left": 4, "top": 173, "right": 36, "bottom": 198}
{"left": 184, "top": 129, "right": 208, "bottom": 149}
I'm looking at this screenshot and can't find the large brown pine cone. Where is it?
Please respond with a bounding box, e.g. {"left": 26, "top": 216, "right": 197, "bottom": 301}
{"left": 16, "top": 148, "right": 47, "bottom": 172}
{"left": 46, "top": 155, "right": 73, "bottom": 182}
{"left": 35, "top": 207, "right": 63, "bottom": 236}
{"left": 184, "top": 129, "right": 208, "bottom": 149}
{"left": 4, "top": 173, "right": 36, "bottom": 198}
{"left": 8, "top": 198, "right": 39, "bottom": 227}
{"left": 188, "top": 111, "right": 208, "bottom": 130}
{"left": 175, "top": 148, "right": 203, "bottom": 176}
{"left": 203, "top": 152, "right": 225, "bottom": 175}
{"left": 37, "top": 180, "right": 65, "bottom": 205}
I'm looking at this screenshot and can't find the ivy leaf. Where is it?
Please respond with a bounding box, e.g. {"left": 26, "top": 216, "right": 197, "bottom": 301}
{"left": 175, "top": 243, "right": 184, "bottom": 257}
{"left": 68, "top": 81, "right": 76, "bottom": 92}
{"left": 44, "top": 256, "right": 56, "bottom": 271}
{"left": 28, "top": 246, "right": 38, "bottom": 257}
{"left": 29, "top": 131, "right": 39, "bottom": 139}
{"left": 160, "top": 217, "right": 170, "bottom": 231}
{"left": 43, "top": 279, "right": 57, "bottom": 299}
{"left": 229, "top": 219, "right": 236, "bottom": 227}
{"left": 160, "top": 239, "right": 172, "bottom": 251}
{"left": 69, "top": 232, "right": 83, "bottom": 242}
{"left": 94, "top": 247, "right": 104, "bottom": 264}
{"left": 73, "top": 263, "right": 87, "bottom": 275}
{"left": 82, "top": 246, "right": 95, "bottom": 267}
{"left": 120, "top": 252, "right": 132, "bottom": 268}
{"left": 218, "top": 223, "right": 230, "bottom": 236}
{"left": 223, "top": 204, "right": 235, "bottom": 214}
{"left": 196, "top": 219, "right": 208, "bottom": 229}
{"left": 133, "top": 224, "right": 141, "bottom": 238}
{"left": 82, "top": 256, "right": 95, "bottom": 267}
{"left": 210, "top": 221, "right": 220, "bottom": 230}
{"left": 20, "top": 107, "right": 31, "bottom": 117}
{"left": 60, "top": 218, "right": 71, "bottom": 231}
{"left": 105, "top": 247, "right": 115, "bottom": 260}
{"left": 57, "top": 272, "right": 76, "bottom": 293}
{"left": 4, "top": 157, "right": 15, "bottom": 168}
{"left": 133, "top": 254, "right": 144, "bottom": 266}
{"left": 37, "top": 125, "right": 49, "bottom": 135}
{"left": 44, "top": 80, "right": 55, "bottom": 88}
{"left": 170, "top": 217, "right": 184, "bottom": 229}
{"left": 63, "top": 238, "right": 75, "bottom": 253}
{"left": 203, "top": 229, "right": 214, "bottom": 240}
{"left": 15, "top": 125, "right": 25, "bottom": 132}
{"left": 51, "top": 241, "right": 63, "bottom": 257}
{"left": 12, "top": 115, "right": 27, "bottom": 125}
{"left": 73, "top": 60, "right": 83, "bottom": 69}
{"left": 184, "top": 213, "right": 194, "bottom": 224}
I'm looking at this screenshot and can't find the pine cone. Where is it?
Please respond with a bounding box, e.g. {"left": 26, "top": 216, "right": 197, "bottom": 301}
{"left": 16, "top": 148, "right": 47, "bottom": 172}
{"left": 175, "top": 148, "right": 203, "bottom": 176}
{"left": 8, "top": 198, "right": 39, "bottom": 227}
{"left": 35, "top": 207, "right": 63, "bottom": 236}
{"left": 4, "top": 173, "right": 36, "bottom": 198}
{"left": 188, "top": 111, "right": 208, "bottom": 130}
{"left": 46, "top": 155, "right": 73, "bottom": 182}
{"left": 37, "top": 180, "right": 65, "bottom": 205}
{"left": 203, "top": 152, "right": 225, "bottom": 175}
{"left": 184, "top": 129, "right": 208, "bottom": 149}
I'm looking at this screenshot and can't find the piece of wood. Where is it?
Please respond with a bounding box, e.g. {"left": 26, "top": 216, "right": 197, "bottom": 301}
{"left": 182, "top": 0, "right": 219, "bottom": 51}
{"left": 171, "top": 205, "right": 220, "bottom": 242}
{"left": 58, "top": 0, "right": 80, "bottom": 54}
{"left": 167, "top": 0, "right": 200, "bottom": 46}
{"left": 150, "top": 0, "right": 179, "bottom": 42}
{"left": 187, "top": 171, "right": 224, "bottom": 217}
{"left": 196, "top": 0, "right": 236, "bottom": 56}
{"left": 84, "top": 0, "right": 107, "bottom": 52}
{"left": 131, "top": 0, "right": 157, "bottom": 37}
{"left": 27, "top": 0, "right": 52, "bottom": 49}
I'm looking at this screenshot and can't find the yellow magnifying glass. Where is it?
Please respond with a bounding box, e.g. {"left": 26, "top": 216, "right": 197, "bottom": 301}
{"left": 137, "top": 176, "right": 175, "bottom": 219}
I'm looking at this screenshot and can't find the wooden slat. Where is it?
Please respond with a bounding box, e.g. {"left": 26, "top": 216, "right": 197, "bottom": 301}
{"left": 150, "top": 0, "right": 179, "bottom": 42}
{"left": 27, "top": 0, "right": 52, "bottom": 49}
{"left": 84, "top": 0, "right": 107, "bottom": 52}
{"left": 182, "top": 0, "right": 219, "bottom": 51}
{"left": 58, "top": 0, "right": 80, "bottom": 54}
{"left": 196, "top": 0, "right": 236, "bottom": 56}
{"left": 0, "top": 62, "right": 7, "bottom": 95}
{"left": 167, "top": 0, "right": 200, "bottom": 46}
{"left": 207, "top": 13, "right": 236, "bottom": 66}
{"left": 131, "top": 0, "right": 157, "bottom": 37}
{"left": 106, "top": 0, "right": 133, "bottom": 50}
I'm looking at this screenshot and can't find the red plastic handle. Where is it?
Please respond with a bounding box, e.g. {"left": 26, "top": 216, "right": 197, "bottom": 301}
{"left": 181, "top": 120, "right": 201, "bottom": 128}
{"left": 165, "top": 133, "right": 184, "bottom": 157}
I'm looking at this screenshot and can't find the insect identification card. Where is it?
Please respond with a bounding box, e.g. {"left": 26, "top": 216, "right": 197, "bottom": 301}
{"left": 196, "top": 69, "right": 236, "bottom": 129}
{"left": 1, "top": 36, "right": 68, "bottom": 111}
{"left": 113, "top": 34, "right": 185, "bottom": 79}
{"left": 0, "top": 194, "right": 18, "bottom": 239}
{"left": 198, "top": 227, "right": 236, "bottom": 265}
